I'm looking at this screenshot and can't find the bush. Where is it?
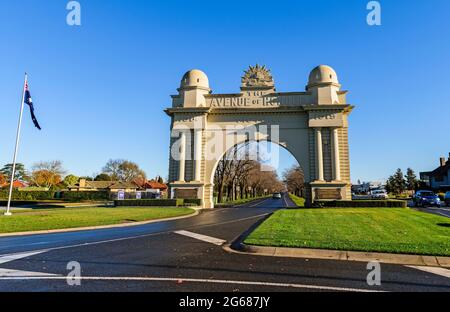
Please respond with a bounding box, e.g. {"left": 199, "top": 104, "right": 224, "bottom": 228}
{"left": 0, "top": 190, "right": 56, "bottom": 201}
{"left": 0, "top": 200, "right": 39, "bottom": 206}
{"left": 114, "top": 199, "right": 184, "bottom": 207}
{"left": 62, "top": 191, "right": 109, "bottom": 202}
{"left": 314, "top": 200, "right": 407, "bottom": 208}
{"left": 183, "top": 199, "right": 202, "bottom": 206}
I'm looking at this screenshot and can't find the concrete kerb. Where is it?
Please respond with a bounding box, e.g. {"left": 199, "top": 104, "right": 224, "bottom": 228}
{"left": 225, "top": 242, "right": 450, "bottom": 268}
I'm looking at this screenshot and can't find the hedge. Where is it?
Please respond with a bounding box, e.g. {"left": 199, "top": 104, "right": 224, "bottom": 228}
{"left": 314, "top": 200, "right": 407, "bottom": 208}
{"left": 183, "top": 199, "right": 202, "bottom": 206}
{"left": 114, "top": 199, "right": 185, "bottom": 207}
{"left": 0, "top": 191, "right": 56, "bottom": 201}
{"left": 61, "top": 191, "right": 109, "bottom": 201}
{"left": 0, "top": 200, "right": 39, "bottom": 206}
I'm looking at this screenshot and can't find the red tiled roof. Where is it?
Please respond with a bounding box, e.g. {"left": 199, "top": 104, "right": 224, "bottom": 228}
{"left": 0, "top": 181, "right": 28, "bottom": 188}
{"left": 145, "top": 180, "right": 168, "bottom": 190}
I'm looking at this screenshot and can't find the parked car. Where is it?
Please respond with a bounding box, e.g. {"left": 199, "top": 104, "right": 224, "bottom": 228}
{"left": 413, "top": 190, "right": 441, "bottom": 207}
{"left": 371, "top": 189, "right": 388, "bottom": 199}
{"left": 445, "top": 191, "right": 450, "bottom": 207}
{"left": 273, "top": 193, "right": 282, "bottom": 199}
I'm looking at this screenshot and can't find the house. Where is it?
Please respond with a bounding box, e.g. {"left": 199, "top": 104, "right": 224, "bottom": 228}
{"left": 143, "top": 180, "right": 168, "bottom": 197}
{"left": 68, "top": 179, "right": 139, "bottom": 193}
{"left": 0, "top": 180, "right": 28, "bottom": 190}
{"left": 420, "top": 153, "right": 450, "bottom": 191}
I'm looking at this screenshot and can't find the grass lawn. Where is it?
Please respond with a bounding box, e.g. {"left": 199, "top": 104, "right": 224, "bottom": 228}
{"left": 288, "top": 194, "right": 306, "bottom": 207}
{"left": 0, "top": 207, "right": 195, "bottom": 234}
{"left": 245, "top": 208, "right": 450, "bottom": 256}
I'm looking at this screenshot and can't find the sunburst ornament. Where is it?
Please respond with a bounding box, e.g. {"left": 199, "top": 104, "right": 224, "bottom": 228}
{"left": 241, "top": 64, "right": 275, "bottom": 88}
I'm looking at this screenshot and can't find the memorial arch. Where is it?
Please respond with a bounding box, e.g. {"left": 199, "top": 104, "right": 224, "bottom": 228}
{"left": 165, "top": 65, "right": 354, "bottom": 208}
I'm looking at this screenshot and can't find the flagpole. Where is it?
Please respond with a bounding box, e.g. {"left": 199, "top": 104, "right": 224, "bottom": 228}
{"left": 4, "top": 73, "right": 28, "bottom": 216}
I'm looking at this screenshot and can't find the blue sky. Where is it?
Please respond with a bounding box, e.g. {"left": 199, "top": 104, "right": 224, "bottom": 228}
{"left": 0, "top": 0, "right": 449, "bottom": 182}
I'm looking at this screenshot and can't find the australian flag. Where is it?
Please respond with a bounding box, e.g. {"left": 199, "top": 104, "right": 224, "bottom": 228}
{"left": 24, "top": 81, "right": 41, "bottom": 130}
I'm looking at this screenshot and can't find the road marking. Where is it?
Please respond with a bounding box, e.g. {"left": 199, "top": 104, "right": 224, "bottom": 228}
{"left": 407, "top": 266, "right": 450, "bottom": 279}
{"left": 0, "top": 250, "right": 60, "bottom": 278}
{"left": 0, "top": 250, "right": 49, "bottom": 265}
{"left": 0, "top": 212, "right": 270, "bottom": 258}
{"left": 0, "top": 275, "right": 385, "bottom": 292}
{"left": 174, "top": 231, "right": 226, "bottom": 246}
{"left": 0, "top": 268, "right": 60, "bottom": 278}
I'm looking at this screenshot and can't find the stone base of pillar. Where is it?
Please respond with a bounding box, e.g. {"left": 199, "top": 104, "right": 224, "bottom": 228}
{"left": 309, "top": 181, "right": 351, "bottom": 203}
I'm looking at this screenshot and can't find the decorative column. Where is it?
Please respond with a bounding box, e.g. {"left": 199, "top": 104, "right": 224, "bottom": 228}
{"left": 194, "top": 130, "right": 202, "bottom": 181}
{"left": 315, "top": 128, "right": 324, "bottom": 181}
{"left": 178, "top": 132, "right": 186, "bottom": 182}
{"left": 332, "top": 128, "right": 341, "bottom": 181}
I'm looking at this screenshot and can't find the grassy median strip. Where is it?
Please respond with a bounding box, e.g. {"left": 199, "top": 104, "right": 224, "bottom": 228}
{"left": 0, "top": 207, "right": 195, "bottom": 234}
{"left": 245, "top": 208, "right": 450, "bottom": 256}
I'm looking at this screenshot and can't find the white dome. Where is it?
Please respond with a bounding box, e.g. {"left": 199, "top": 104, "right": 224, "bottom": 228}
{"left": 308, "top": 65, "right": 339, "bottom": 86}
{"left": 180, "top": 69, "right": 209, "bottom": 89}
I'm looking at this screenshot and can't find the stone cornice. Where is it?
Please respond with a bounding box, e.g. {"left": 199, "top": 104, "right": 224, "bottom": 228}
{"left": 164, "top": 107, "right": 210, "bottom": 116}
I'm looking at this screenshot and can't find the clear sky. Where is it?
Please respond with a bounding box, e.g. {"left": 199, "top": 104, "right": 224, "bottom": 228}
{"left": 1, "top": 0, "right": 449, "bottom": 183}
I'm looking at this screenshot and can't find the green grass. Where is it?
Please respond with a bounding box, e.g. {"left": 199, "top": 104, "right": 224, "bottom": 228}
{"left": 245, "top": 208, "right": 450, "bottom": 256}
{"left": 288, "top": 194, "right": 306, "bottom": 207}
{"left": 0, "top": 207, "right": 195, "bottom": 234}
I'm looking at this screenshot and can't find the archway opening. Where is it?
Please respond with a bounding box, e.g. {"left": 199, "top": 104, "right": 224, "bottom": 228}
{"left": 212, "top": 141, "right": 305, "bottom": 204}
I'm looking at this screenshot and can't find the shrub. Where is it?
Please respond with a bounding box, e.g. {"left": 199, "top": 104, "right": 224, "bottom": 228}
{"left": 0, "top": 190, "right": 56, "bottom": 201}
{"left": 183, "top": 199, "right": 202, "bottom": 206}
{"left": 114, "top": 199, "right": 184, "bottom": 207}
{"left": 62, "top": 191, "right": 109, "bottom": 202}
{"left": 314, "top": 200, "right": 407, "bottom": 208}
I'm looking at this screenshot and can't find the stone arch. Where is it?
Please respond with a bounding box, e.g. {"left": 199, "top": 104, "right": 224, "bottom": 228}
{"left": 165, "top": 65, "right": 354, "bottom": 208}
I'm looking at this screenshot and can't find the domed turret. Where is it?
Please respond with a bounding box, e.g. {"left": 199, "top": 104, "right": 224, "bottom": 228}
{"left": 307, "top": 65, "right": 339, "bottom": 89}
{"left": 180, "top": 69, "right": 210, "bottom": 90}
{"left": 306, "top": 65, "right": 342, "bottom": 104}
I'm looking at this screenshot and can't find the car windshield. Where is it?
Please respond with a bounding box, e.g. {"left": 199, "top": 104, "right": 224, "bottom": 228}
{"left": 420, "top": 192, "right": 435, "bottom": 196}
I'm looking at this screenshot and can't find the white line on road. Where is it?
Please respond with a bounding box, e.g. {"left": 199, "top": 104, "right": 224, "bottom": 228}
{"left": 0, "top": 275, "right": 385, "bottom": 292}
{"left": 0, "top": 250, "right": 49, "bottom": 265}
{"left": 0, "top": 212, "right": 269, "bottom": 254}
{"left": 0, "top": 268, "right": 60, "bottom": 278}
{"left": 406, "top": 266, "right": 450, "bottom": 279}
{"left": 174, "top": 231, "right": 226, "bottom": 246}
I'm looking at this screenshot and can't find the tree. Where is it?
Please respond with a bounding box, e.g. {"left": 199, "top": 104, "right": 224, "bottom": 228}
{"left": 405, "top": 168, "right": 419, "bottom": 191}
{"left": 31, "top": 161, "right": 66, "bottom": 188}
{"left": 283, "top": 165, "right": 305, "bottom": 196}
{"left": 0, "top": 163, "right": 28, "bottom": 182}
{"left": 0, "top": 173, "right": 6, "bottom": 185}
{"left": 95, "top": 173, "right": 112, "bottom": 181}
{"left": 387, "top": 168, "right": 407, "bottom": 195}
{"left": 102, "top": 159, "right": 146, "bottom": 182}
{"left": 157, "top": 176, "right": 164, "bottom": 184}
{"left": 63, "top": 174, "right": 79, "bottom": 187}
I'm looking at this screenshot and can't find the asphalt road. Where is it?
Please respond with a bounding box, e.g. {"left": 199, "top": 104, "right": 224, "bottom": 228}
{"left": 0, "top": 194, "right": 449, "bottom": 292}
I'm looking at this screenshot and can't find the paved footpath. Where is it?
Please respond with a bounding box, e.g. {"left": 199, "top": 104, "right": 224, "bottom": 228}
{"left": 0, "top": 194, "right": 449, "bottom": 292}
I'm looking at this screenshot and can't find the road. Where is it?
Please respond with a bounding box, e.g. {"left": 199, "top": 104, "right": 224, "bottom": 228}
{"left": 0, "top": 193, "right": 449, "bottom": 292}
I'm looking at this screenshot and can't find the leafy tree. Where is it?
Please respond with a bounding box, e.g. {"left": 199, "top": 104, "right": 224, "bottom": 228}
{"left": 0, "top": 173, "right": 6, "bottom": 185}
{"left": 63, "top": 174, "right": 79, "bottom": 187}
{"left": 405, "top": 168, "right": 419, "bottom": 191}
{"left": 95, "top": 173, "right": 112, "bottom": 181}
{"left": 157, "top": 176, "right": 164, "bottom": 184}
{"left": 31, "top": 161, "right": 66, "bottom": 188}
{"left": 102, "top": 159, "right": 146, "bottom": 182}
{"left": 387, "top": 168, "right": 406, "bottom": 195}
{"left": 79, "top": 176, "right": 94, "bottom": 181}
{"left": 32, "top": 170, "right": 62, "bottom": 188}
{"left": 0, "top": 163, "right": 28, "bottom": 182}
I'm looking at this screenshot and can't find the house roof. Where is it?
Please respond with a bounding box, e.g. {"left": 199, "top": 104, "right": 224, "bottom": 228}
{"left": 109, "top": 182, "right": 139, "bottom": 190}
{"left": 145, "top": 180, "right": 168, "bottom": 190}
{"left": 0, "top": 181, "right": 28, "bottom": 189}
{"left": 422, "top": 160, "right": 450, "bottom": 179}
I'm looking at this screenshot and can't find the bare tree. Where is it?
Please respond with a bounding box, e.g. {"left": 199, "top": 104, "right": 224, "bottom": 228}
{"left": 283, "top": 165, "right": 305, "bottom": 196}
